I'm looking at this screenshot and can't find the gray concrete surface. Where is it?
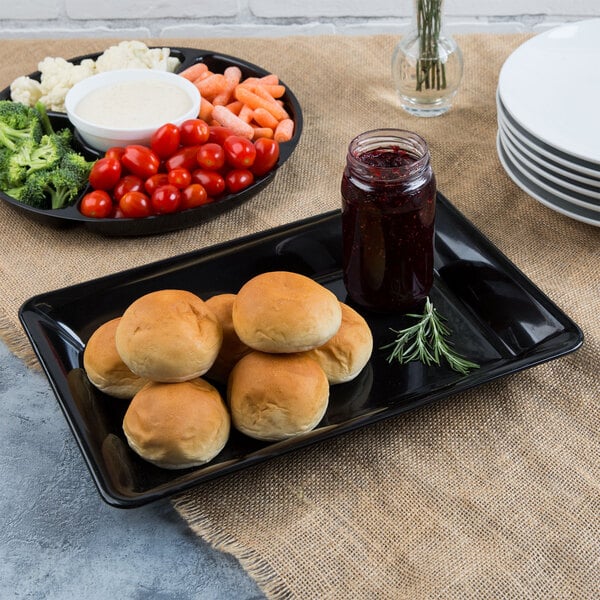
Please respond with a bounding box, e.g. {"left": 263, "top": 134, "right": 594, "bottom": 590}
{"left": 0, "top": 340, "right": 264, "bottom": 600}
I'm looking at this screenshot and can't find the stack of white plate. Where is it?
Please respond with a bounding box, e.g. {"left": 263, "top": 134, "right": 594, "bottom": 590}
{"left": 496, "top": 19, "right": 600, "bottom": 227}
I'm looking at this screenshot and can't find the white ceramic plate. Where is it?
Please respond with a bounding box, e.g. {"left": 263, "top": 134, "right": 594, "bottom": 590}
{"left": 498, "top": 19, "right": 600, "bottom": 165}
{"left": 497, "top": 134, "right": 600, "bottom": 227}
{"left": 499, "top": 130, "right": 600, "bottom": 213}
{"left": 496, "top": 92, "right": 600, "bottom": 180}
{"left": 497, "top": 100, "right": 600, "bottom": 188}
{"left": 498, "top": 123, "right": 600, "bottom": 205}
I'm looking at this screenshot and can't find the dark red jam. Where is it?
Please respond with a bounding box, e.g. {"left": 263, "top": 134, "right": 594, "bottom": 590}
{"left": 341, "top": 130, "right": 436, "bottom": 313}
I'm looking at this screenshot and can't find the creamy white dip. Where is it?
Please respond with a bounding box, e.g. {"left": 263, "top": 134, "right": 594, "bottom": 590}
{"left": 75, "top": 80, "right": 193, "bottom": 129}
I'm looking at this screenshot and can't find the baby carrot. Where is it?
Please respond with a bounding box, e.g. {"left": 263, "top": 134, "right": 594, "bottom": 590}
{"left": 258, "top": 74, "right": 279, "bottom": 85}
{"left": 225, "top": 100, "right": 243, "bottom": 115}
{"left": 195, "top": 74, "right": 228, "bottom": 102}
{"left": 252, "top": 126, "right": 274, "bottom": 140}
{"left": 257, "top": 84, "right": 286, "bottom": 98}
{"left": 234, "top": 86, "right": 289, "bottom": 121}
{"left": 224, "top": 66, "right": 243, "bottom": 83}
{"left": 252, "top": 84, "right": 289, "bottom": 114}
{"left": 238, "top": 81, "right": 285, "bottom": 98}
{"left": 193, "top": 71, "right": 211, "bottom": 84}
{"left": 213, "top": 89, "right": 233, "bottom": 106}
{"left": 213, "top": 66, "right": 243, "bottom": 105}
{"left": 199, "top": 97, "right": 214, "bottom": 122}
{"left": 238, "top": 103, "right": 254, "bottom": 123}
{"left": 178, "top": 62, "right": 209, "bottom": 81}
{"left": 252, "top": 106, "right": 279, "bottom": 129}
{"left": 212, "top": 105, "right": 255, "bottom": 140}
{"left": 239, "top": 76, "right": 260, "bottom": 87}
{"left": 274, "top": 118, "right": 294, "bottom": 142}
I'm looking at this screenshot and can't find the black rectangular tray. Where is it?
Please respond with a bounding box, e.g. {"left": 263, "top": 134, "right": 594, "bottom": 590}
{"left": 19, "top": 194, "right": 583, "bottom": 507}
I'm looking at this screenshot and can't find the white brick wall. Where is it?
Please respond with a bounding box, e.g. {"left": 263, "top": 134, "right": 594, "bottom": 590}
{"left": 0, "top": 0, "right": 599, "bottom": 38}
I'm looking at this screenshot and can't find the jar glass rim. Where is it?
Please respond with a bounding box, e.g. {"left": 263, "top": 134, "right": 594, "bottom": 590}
{"left": 346, "top": 128, "right": 430, "bottom": 181}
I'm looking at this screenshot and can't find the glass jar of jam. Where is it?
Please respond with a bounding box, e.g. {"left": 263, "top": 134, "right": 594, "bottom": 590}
{"left": 341, "top": 129, "right": 436, "bottom": 312}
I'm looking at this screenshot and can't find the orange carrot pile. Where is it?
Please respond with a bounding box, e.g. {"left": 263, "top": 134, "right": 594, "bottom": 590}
{"left": 178, "top": 63, "right": 294, "bottom": 143}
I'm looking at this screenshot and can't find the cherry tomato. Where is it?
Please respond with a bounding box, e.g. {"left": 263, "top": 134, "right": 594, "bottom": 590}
{"left": 225, "top": 169, "right": 254, "bottom": 193}
{"left": 191, "top": 169, "right": 226, "bottom": 196}
{"left": 79, "top": 190, "right": 113, "bottom": 218}
{"left": 165, "top": 146, "right": 201, "bottom": 171}
{"left": 223, "top": 135, "right": 256, "bottom": 169}
{"left": 119, "top": 190, "right": 152, "bottom": 218}
{"left": 144, "top": 173, "right": 170, "bottom": 196}
{"left": 151, "top": 185, "right": 181, "bottom": 214}
{"left": 88, "top": 157, "right": 122, "bottom": 191}
{"left": 113, "top": 175, "right": 144, "bottom": 201}
{"left": 180, "top": 119, "right": 210, "bottom": 146}
{"left": 252, "top": 138, "right": 280, "bottom": 177}
{"left": 180, "top": 183, "right": 210, "bottom": 209}
{"left": 104, "top": 146, "right": 125, "bottom": 162}
{"left": 197, "top": 143, "right": 225, "bottom": 171}
{"left": 208, "top": 126, "right": 237, "bottom": 146}
{"left": 167, "top": 167, "right": 192, "bottom": 189}
{"left": 121, "top": 145, "right": 160, "bottom": 179}
{"left": 150, "top": 123, "right": 181, "bottom": 159}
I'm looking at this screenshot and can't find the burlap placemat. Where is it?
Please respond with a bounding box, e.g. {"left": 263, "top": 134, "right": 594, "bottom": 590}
{"left": 1, "top": 34, "right": 598, "bottom": 598}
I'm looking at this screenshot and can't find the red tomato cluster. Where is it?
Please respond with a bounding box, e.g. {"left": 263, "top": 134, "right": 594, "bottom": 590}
{"left": 79, "top": 119, "right": 281, "bottom": 219}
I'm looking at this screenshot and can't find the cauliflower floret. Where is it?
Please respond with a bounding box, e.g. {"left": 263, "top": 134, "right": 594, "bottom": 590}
{"left": 95, "top": 40, "right": 180, "bottom": 73}
{"left": 36, "top": 56, "right": 97, "bottom": 112}
{"left": 8, "top": 41, "right": 179, "bottom": 113}
{"left": 10, "top": 75, "right": 43, "bottom": 107}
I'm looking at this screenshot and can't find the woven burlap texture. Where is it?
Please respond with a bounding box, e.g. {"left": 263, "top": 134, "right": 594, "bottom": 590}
{"left": 0, "top": 35, "right": 598, "bottom": 599}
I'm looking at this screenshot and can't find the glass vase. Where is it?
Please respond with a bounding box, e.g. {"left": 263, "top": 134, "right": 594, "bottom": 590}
{"left": 392, "top": 0, "right": 463, "bottom": 117}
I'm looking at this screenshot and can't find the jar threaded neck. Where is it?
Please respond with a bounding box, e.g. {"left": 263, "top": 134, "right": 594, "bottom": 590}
{"left": 346, "top": 128, "right": 431, "bottom": 183}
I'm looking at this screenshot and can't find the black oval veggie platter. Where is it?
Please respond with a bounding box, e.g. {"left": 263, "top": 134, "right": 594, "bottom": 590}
{"left": 0, "top": 47, "right": 303, "bottom": 236}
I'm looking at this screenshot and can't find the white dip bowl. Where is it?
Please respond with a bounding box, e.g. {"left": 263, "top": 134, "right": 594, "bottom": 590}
{"left": 65, "top": 69, "right": 201, "bottom": 152}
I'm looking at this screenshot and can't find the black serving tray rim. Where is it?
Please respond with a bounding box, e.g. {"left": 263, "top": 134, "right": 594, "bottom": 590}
{"left": 18, "top": 194, "right": 584, "bottom": 507}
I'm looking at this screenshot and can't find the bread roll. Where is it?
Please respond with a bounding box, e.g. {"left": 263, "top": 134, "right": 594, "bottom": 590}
{"left": 232, "top": 271, "right": 342, "bottom": 353}
{"left": 83, "top": 317, "right": 149, "bottom": 399}
{"left": 204, "top": 293, "right": 251, "bottom": 383}
{"left": 304, "top": 302, "right": 373, "bottom": 384}
{"left": 115, "top": 289, "right": 222, "bottom": 382}
{"left": 123, "top": 378, "right": 230, "bottom": 469}
{"left": 228, "top": 351, "right": 329, "bottom": 441}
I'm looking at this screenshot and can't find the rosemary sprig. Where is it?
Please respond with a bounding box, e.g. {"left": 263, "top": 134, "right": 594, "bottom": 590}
{"left": 415, "top": 0, "right": 446, "bottom": 92}
{"left": 381, "top": 297, "right": 480, "bottom": 375}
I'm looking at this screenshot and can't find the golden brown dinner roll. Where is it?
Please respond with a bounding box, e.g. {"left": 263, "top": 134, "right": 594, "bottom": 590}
{"left": 83, "top": 317, "right": 149, "bottom": 399}
{"left": 204, "top": 293, "right": 252, "bottom": 383}
{"left": 115, "top": 289, "right": 222, "bottom": 383}
{"left": 232, "top": 271, "right": 342, "bottom": 353}
{"left": 228, "top": 351, "right": 329, "bottom": 441}
{"left": 123, "top": 378, "right": 230, "bottom": 469}
{"left": 304, "top": 302, "right": 373, "bottom": 384}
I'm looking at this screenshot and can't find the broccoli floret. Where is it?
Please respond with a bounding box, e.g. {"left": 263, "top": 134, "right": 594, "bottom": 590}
{"left": 0, "top": 147, "right": 24, "bottom": 189}
{"left": 1, "top": 131, "right": 71, "bottom": 189}
{"left": 5, "top": 171, "right": 50, "bottom": 209}
{"left": 0, "top": 100, "right": 43, "bottom": 151}
{"left": 50, "top": 127, "right": 74, "bottom": 149}
{"left": 61, "top": 150, "right": 93, "bottom": 177}
{"left": 43, "top": 151, "right": 94, "bottom": 210}
{"left": 0, "top": 100, "right": 93, "bottom": 210}
{"left": 5, "top": 152, "right": 93, "bottom": 210}
{"left": 11, "top": 130, "right": 72, "bottom": 177}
